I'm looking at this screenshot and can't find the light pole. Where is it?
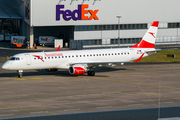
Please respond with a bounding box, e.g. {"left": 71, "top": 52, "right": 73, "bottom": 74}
{"left": 177, "top": 23, "right": 179, "bottom": 45}
{"left": 116, "top": 16, "right": 121, "bottom": 47}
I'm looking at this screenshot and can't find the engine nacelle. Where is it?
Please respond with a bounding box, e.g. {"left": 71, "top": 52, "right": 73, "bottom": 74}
{"left": 69, "top": 66, "right": 87, "bottom": 75}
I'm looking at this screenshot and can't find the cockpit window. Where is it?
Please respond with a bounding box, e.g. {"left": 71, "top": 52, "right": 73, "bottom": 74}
{"left": 9, "top": 57, "right": 20, "bottom": 61}
{"left": 16, "top": 58, "right": 20, "bottom": 60}
{"left": 9, "top": 57, "right": 16, "bottom": 60}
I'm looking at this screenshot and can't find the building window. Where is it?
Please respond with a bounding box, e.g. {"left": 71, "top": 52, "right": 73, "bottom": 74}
{"left": 75, "top": 23, "right": 147, "bottom": 31}
{"left": 110, "top": 38, "right": 141, "bottom": 44}
{"left": 168, "top": 22, "right": 180, "bottom": 28}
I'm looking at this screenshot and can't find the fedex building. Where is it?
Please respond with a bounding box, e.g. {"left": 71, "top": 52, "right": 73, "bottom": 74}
{"left": 1, "top": 0, "right": 180, "bottom": 48}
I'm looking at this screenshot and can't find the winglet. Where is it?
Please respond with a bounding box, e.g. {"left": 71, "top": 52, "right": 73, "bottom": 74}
{"left": 56, "top": 45, "right": 61, "bottom": 51}
{"left": 134, "top": 53, "right": 145, "bottom": 62}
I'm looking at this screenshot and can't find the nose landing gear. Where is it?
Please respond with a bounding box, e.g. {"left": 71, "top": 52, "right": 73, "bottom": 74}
{"left": 18, "top": 70, "right": 23, "bottom": 78}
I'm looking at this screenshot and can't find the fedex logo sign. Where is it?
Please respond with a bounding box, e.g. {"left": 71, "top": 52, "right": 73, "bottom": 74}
{"left": 56, "top": 4, "right": 99, "bottom": 21}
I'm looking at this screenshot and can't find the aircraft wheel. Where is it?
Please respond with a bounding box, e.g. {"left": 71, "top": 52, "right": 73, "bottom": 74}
{"left": 18, "top": 74, "right": 23, "bottom": 78}
{"left": 18, "top": 71, "right": 23, "bottom": 78}
{"left": 88, "top": 71, "right": 95, "bottom": 76}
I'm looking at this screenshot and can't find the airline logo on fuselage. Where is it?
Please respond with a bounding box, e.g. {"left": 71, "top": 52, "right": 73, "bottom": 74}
{"left": 56, "top": 4, "right": 99, "bottom": 21}
{"left": 33, "top": 53, "right": 63, "bottom": 62}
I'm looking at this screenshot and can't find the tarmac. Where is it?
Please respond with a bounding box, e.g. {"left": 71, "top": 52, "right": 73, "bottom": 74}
{"left": 0, "top": 63, "right": 180, "bottom": 119}
{"left": 0, "top": 42, "right": 180, "bottom": 119}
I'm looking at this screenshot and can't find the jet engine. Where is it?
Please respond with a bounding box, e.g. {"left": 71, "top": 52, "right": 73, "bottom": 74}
{"left": 69, "top": 66, "right": 87, "bottom": 75}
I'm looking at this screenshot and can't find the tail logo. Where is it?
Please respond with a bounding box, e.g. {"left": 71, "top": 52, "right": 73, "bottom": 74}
{"left": 149, "top": 32, "right": 155, "bottom": 38}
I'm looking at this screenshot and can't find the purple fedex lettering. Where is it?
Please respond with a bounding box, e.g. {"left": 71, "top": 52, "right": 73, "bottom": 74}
{"left": 56, "top": 5, "right": 81, "bottom": 21}
{"left": 72, "top": 5, "right": 81, "bottom": 20}
{"left": 56, "top": 5, "right": 64, "bottom": 21}
{"left": 56, "top": 4, "right": 99, "bottom": 21}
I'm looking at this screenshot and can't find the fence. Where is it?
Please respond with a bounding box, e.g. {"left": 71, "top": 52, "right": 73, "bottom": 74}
{"left": 70, "top": 37, "right": 180, "bottom": 49}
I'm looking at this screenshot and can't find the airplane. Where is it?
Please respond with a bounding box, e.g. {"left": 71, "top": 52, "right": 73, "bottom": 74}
{"left": 2, "top": 21, "right": 160, "bottom": 78}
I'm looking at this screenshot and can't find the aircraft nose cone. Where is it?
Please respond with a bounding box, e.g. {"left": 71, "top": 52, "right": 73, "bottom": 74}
{"left": 1, "top": 63, "right": 9, "bottom": 70}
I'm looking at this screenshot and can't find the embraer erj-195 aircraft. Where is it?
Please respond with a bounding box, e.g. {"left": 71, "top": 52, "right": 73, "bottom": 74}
{"left": 2, "top": 21, "right": 160, "bottom": 78}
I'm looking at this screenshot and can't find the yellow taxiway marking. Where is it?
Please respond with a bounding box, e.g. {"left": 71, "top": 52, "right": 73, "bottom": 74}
{"left": 174, "top": 98, "right": 180, "bottom": 100}
{"left": 115, "top": 89, "right": 122, "bottom": 92}
{"left": 76, "top": 84, "right": 82, "bottom": 86}
{"left": 102, "top": 88, "right": 109, "bottom": 90}
{"left": 91, "top": 77, "right": 180, "bottom": 90}
{"left": 115, "top": 71, "right": 171, "bottom": 75}
{"left": 29, "top": 77, "right": 44, "bottom": 80}
{"left": 129, "top": 91, "right": 137, "bottom": 94}
{"left": 0, "top": 103, "right": 56, "bottom": 115}
{"left": 13, "top": 78, "right": 27, "bottom": 81}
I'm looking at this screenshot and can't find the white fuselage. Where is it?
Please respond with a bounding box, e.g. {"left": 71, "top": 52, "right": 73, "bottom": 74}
{"left": 2, "top": 48, "right": 154, "bottom": 70}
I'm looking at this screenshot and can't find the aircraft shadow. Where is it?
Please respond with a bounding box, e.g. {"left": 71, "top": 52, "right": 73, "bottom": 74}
{"left": 0, "top": 66, "right": 126, "bottom": 78}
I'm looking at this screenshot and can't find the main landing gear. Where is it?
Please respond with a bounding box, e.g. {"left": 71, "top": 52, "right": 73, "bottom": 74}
{"left": 87, "top": 71, "right": 95, "bottom": 76}
{"left": 18, "top": 70, "right": 23, "bottom": 78}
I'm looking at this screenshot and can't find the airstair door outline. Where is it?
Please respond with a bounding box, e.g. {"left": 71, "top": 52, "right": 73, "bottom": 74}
{"left": 25, "top": 54, "right": 31, "bottom": 65}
